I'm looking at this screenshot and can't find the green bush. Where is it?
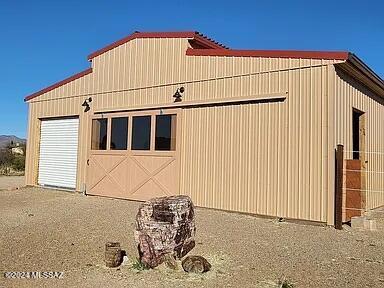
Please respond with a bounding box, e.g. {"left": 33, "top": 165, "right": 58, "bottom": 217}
{"left": 0, "top": 149, "right": 26, "bottom": 173}
{"left": 0, "top": 150, "right": 13, "bottom": 166}
{"left": 11, "top": 155, "right": 25, "bottom": 171}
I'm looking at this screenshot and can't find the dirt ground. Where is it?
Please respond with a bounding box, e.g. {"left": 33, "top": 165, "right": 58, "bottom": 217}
{"left": 0, "top": 176, "right": 25, "bottom": 190}
{"left": 0, "top": 187, "right": 383, "bottom": 288}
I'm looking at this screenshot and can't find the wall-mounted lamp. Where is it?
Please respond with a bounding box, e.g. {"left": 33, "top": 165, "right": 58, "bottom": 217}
{"left": 173, "top": 87, "right": 185, "bottom": 103}
{"left": 82, "top": 97, "right": 92, "bottom": 112}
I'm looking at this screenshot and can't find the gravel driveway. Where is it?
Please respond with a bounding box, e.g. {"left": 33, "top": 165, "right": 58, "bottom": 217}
{"left": 0, "top": 176, "right": 25, "bottom": 190}
{"left": 1, "top": 187, "right": 383, "bottom": 288}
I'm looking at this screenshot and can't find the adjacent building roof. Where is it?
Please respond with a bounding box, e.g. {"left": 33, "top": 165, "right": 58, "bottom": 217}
{"left": 25, "top": 31, "right": 384, "bottom": 102}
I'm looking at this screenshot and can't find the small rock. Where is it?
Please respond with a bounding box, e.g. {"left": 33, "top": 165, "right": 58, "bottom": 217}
{"left": 122, "top": 255, "right": 129, "bottom": 266}
{"left": 182, "top": 256, "right": 211, "bottom": 273}
{"left": 28, "top": 213, "right": 34, "bottom": 217}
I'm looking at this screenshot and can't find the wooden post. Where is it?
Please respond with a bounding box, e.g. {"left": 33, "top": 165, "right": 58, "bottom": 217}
{"left": 335, "top": 144, "right": 344, "bottom": 230}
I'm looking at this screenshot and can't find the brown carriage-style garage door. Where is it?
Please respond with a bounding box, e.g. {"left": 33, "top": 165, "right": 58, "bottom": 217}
{"left": 38, "top": 118, "right": 79, "bottom": 189}
{"left": 87, "top": 109, "right": 180, "bottom": 200}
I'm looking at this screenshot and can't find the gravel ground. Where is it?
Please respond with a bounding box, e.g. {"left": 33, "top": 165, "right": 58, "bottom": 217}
{"left": 0, "top": 176, "right": 25, "bottom": 190}
{"left": 0, "top": 187, "right": 383, "bottom": 288}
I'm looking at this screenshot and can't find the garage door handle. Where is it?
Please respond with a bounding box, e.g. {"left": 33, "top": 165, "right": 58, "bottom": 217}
{"left": 87, "top": 159, "right": 90, "bottom": 166}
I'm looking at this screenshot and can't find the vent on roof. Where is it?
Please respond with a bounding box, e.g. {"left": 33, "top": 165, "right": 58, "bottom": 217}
{"left": 188, "top": 39, "right": 210, "bottom": 49}
{"left": 189, "top": 32, "right": 229, "bottom": 50}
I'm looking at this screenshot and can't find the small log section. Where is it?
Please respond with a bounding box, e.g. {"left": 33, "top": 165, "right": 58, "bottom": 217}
{"left": 105, "top": 242, "right": 123, "bottom": 268}
{"left": 343, "top": 159, "right": 365, "bottom": 221}
{"left": 135, "top": 195, "right": 196, "bottom": 268}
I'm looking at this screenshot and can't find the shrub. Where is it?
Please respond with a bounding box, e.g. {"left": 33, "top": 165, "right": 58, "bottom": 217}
{"left": 131, "top": 258, "right": 148, "bottom": 271}
{"left": 0, "top": 148, "right": 26, "bottom": 174}
{"left": 11, "top": 155, "right": 25, "bottom": 171}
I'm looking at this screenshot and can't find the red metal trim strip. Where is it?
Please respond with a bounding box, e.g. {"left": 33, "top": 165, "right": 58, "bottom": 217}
{"left": 24, "top": 68, "right": 92, "bottom": 102}
{"left": 186, "top": 48, "right": 350, "bottom": 60}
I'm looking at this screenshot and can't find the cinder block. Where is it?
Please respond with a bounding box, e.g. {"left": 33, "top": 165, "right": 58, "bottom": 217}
{"left": 351, "top": 216, "right": 365, "bottom": 229}
{"left": 364, "top": 219, "right": 377, "bottom": 231}
{"left": 351, "top": 216, "right": 377, "bottom": 231}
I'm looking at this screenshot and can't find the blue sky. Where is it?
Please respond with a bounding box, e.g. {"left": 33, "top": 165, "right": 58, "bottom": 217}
{"left": 1, "top": 0, "right": 383, "bottom": 138}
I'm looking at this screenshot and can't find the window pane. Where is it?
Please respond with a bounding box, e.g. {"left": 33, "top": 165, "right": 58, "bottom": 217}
{"left": 131, "top": 116, "right": 151, "bottom": 150}
{"left": 91, "top": 119, "right": 107, "bottom": 150}
{"left": 111, "top": 117, "right": 128, "bottom": 150}
{"left": 155, "top": 114, "right": 176, "bottom": 151}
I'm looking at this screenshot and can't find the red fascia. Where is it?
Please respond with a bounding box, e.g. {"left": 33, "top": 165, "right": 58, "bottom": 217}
{"left": 186, "top": 48, "right": 350, "bottom": 60}
{"left": 24, "top": 68, "right": 92, "bottom": 102}
{"left": 87, "top": 31, "right": 226, "bottom": 61}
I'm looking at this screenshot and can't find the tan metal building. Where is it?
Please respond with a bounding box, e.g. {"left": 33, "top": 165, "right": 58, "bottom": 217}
{"left": 25, "top": 31, "right": 384, "bottom": 225}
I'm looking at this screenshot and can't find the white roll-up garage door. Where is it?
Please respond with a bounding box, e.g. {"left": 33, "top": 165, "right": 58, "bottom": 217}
{"left": 38, "top": 118, "right": 79, "bottom": 189}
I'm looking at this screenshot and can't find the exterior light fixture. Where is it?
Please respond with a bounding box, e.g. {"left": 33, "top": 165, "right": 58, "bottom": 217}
{"left": 173, "top": 87, "right": 185, "bottom": 103}
{"left": 82, "top": 97, "right": 92, "bottom": 112}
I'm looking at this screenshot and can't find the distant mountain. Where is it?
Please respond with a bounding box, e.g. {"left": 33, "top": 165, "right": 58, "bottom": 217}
{"left": 0, "top": 135, "right": 26, "bottom": 148}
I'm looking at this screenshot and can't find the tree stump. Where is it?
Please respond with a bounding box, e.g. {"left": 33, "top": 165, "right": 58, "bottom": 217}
{"left": 135, "top": 195, "right": 196, "bottom": 268}
{"left": 105, "top": 242, "right": 123, "bottom": 268}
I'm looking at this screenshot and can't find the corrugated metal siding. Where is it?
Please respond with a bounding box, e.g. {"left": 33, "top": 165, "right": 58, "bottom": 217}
{"left": 25, "top": 36, "right": 347, "bottom": 222}
{"left": 180, "top": 65, "right": 331, "bottom": 222}
{"left": 333, "top": 68, "right": 384, "bottom": 210}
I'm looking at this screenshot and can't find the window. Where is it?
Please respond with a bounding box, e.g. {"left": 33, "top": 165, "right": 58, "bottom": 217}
{"left": 155, "top": 114, "right": 177, "bottom": 151}
{"left": 352, "top": 109, "right": 364, "bottom": 160}
{"left": 91, "top": 119, "right": 107, "bottom": 150}
{"left": 131, "top": 116, "right": 151, "bottom": 150}
{"left": 110, "top": 117, "right": 128, "bottom": 150}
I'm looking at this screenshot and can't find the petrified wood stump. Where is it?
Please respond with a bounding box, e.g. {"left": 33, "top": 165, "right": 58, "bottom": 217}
{"left": 135, "top": 195, "right": 196, "bottom": 268}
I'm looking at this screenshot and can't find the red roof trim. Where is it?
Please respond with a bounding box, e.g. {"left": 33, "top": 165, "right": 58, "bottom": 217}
{"left": 186, "top": 48, "right": 350, "bottom": 60}
{"left": 87, "top": 31, "right": 227, "bottom": 60}
{"left": 24, "top": 68, "right": 92, "bottom": 102}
